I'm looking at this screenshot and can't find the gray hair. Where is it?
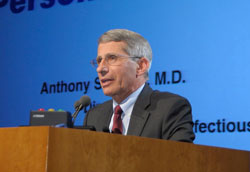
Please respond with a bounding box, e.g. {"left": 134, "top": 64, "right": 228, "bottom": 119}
{"left": 98, "top": 29, "right": 152, "bottom": 79}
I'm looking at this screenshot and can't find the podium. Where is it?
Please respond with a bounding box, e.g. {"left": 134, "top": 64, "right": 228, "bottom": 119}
{"left": 0, "top": 127, "right": 249, "bottom": 172}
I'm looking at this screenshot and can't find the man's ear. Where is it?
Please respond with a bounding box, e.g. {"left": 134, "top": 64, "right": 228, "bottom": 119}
{"left": 136, "top": 57, "right": 150, "bottom": 76}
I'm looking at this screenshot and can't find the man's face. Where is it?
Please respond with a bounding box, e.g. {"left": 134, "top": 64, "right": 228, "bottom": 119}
{"left": 97, "top": 41, "right": 140, "bottom": 102}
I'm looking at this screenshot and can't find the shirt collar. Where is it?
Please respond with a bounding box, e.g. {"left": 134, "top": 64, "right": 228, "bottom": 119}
{"left": 113, "top": 83, "right": 145, "bottom": 112}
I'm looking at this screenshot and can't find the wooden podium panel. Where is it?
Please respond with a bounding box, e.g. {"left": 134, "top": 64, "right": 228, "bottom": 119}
{"left": 0, "top": 127, "right": 49, "bottom": 172}
{"left": 0, "top": 127, "right": 249, "bottom": 172}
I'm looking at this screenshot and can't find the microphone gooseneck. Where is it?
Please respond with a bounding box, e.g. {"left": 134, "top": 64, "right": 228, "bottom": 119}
{"left": 72, "top": 95, "right": 91, "bottom": 125}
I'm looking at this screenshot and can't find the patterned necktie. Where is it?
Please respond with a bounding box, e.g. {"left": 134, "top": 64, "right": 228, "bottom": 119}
{"left": 112, "top": 105, "right": 123, "bottom": 134}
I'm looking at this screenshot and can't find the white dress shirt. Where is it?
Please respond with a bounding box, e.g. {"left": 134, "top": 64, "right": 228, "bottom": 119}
{"left": 109, "top": 84, "right": 145, "bottom": 135}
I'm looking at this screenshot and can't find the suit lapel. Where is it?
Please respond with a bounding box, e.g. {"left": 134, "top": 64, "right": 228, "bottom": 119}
{"left": 97, "top": 100, "right": 113, "bottom": 129}
{"left": 127, "top": 84, "right": 153, "bottom": 136}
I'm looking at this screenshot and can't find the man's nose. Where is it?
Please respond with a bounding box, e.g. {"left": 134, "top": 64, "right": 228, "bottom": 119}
{"left": 96, "top": 60, "right": 108, "bottom": 75}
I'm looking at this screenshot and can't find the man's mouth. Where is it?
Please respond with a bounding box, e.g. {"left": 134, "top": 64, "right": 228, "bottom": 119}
{"left": 101, "top": 78, "right": 114, "bottom": 87}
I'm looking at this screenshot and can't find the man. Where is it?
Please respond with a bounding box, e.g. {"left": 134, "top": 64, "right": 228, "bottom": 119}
{"left": 84, "top": 29, "right": 195, "bottom": 142}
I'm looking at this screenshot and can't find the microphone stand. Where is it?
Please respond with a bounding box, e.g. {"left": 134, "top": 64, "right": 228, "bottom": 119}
{"left": 72, "top": 104, "right": 83, "bottom": 126}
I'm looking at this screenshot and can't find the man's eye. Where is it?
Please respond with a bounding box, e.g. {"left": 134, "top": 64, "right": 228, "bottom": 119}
{"left": 108, "top": 55, "right": 118, "bottom": 60}
{"left": 96, "top": 57, "right": 102, "bottom": 64}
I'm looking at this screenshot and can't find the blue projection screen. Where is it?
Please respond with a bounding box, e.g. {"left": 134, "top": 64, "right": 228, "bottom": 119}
{"left": 1, "top": 0, "right": 250, "bottom": 151}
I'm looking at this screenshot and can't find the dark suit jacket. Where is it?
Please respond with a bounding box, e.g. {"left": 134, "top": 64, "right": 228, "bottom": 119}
{"left": 84, "top": 84, "right": 195, "bottom": 143}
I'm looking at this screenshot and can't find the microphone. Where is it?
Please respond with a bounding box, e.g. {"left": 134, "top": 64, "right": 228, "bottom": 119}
{"left": 102, "top": 126, "right": 110, "bottom": 133}
{"left": 112, "top": 128, "right": 122, "bottom": 134}
{"left": 72, "top": 95, "right": 91, "bottom": 125}
{"left": 74, "top": 125, "right": 96, "bottom": 131}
